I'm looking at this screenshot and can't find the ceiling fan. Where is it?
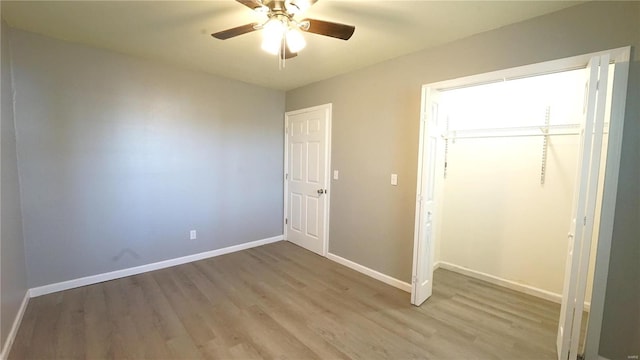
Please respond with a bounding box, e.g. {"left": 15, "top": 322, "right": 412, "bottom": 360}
{"left": 211, "top": 0, "right": 355, "bottom": 60}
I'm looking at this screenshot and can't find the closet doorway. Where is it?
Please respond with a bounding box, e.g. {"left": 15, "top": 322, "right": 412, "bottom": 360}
{"left": 411, "top": 47, "right": 630, "bottom": 360}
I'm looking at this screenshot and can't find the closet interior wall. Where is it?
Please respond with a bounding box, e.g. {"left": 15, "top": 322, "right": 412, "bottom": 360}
{"left": 435, "top": 68, "right": 611, "bottom": 303}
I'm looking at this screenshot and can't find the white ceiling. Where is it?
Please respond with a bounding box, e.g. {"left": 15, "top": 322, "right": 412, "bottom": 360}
{"left": 1, "top": 1, "right": 582, "bottom": 91}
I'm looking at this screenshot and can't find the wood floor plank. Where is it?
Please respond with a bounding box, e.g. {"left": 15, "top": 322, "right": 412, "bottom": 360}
{"left": 83, "top": 283, "right": 113, "bottom": 359}
{"left": 25, "top": 293, "right": 64, "bottom": 358}
{"left": 9, "top": 241, "right": 562, "bottom": 359}
{"left": 55, "top": 287, "right": 86, "bottom": 359}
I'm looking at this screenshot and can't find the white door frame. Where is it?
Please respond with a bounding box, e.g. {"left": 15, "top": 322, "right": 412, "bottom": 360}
{"left": 582, "top": 47, "right": 631, "bottom": 360}
{"left": 283, "top": 103, "right": 332, "bottom": 256}
{"left": 412, "top": 47, "right": 630, "bottom": 359}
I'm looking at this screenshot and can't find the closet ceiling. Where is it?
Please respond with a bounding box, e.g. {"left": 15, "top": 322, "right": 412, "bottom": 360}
{"left": 1, "top": 1, "right": 582, "bottom": 91}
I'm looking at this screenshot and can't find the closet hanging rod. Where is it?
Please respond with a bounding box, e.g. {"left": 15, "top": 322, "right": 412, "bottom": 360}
{"left": 444, "top": 123, "right": 578, "bottom": 140}
{"left": 445, "top": 130, "right": 610, "bottom": 140}
{"left": 444, "top": 132, "right": 579, "bottom": 140}
{"left": 447, "top": 123, "right": 580, "bottom": 134}
{"left": 443, "top": 123, "right": 610, "bottom": 140}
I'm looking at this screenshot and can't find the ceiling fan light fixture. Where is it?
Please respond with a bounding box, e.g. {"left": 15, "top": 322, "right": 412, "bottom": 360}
{"left": 261, "top": 36, "right": 282, "bottom": 55}
{"left": 211, "top": 0, "right": 356, "bottom": 62}
{"left": 286, "top": 28, "right": 306, "bottom": 53}
{"left": 261, "top": 17, "right": 287, "bottom": 55}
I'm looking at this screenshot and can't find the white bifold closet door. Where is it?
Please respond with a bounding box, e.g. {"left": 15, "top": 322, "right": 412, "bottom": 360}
{"left": 411, "top": 89, "right": 445, "bottom": 306}
{"left": 556, "top": 54, "right": 610, "bottom": 360}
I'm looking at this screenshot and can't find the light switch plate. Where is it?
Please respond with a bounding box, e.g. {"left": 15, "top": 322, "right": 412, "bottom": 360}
{"left": 391, "top": 174, "right": 398, "bottom": 186}
{"left": 333, "top": 170, "right": 339, "bottom": 180}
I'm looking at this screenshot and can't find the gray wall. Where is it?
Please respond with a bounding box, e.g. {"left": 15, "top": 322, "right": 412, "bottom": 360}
{"left": 1, "top": 19, "right": 28, "bottom": 352}
{"left": 9, "top": 29, "right": 285, "bottom": 288}
{"left": 285, "top": 1, "right": 639, "bottom": 358}
{"left": 599, "top": 43, "right": 640, "bottom": 359}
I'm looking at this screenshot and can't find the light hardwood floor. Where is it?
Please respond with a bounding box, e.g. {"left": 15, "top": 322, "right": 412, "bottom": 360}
{"left": 9, "top": 241, "right": 561, "bottom": 359}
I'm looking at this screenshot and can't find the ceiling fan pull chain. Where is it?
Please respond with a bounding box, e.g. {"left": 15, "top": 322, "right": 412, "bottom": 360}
{"left": 279, "top": 38, "right": 286, "bottom": 70}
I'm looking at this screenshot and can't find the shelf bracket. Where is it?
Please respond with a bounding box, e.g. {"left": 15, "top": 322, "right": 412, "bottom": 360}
{"left": 444, "top": 116, "right": 450, "bottom": 179}
{"left": 540, "top": 106, "right": 551, "bottom": 185}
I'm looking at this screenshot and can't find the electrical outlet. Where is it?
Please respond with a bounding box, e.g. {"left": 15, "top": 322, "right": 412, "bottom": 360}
{"left": 190, "top": 230, "right": 197, "bottom": 240}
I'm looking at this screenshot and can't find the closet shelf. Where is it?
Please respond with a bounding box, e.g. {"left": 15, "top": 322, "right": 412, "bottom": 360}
{"left": 443, "top": 123, "right": 581, "bottom": 140}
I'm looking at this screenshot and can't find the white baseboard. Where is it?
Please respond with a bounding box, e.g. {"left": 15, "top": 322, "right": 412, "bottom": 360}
{"left": 30, "top": 235, "right": 284, "bottom": 297}
{"left": 326, "top": 252, "right": 412, "bottom": 293}
{"left": 438, "top": 261, "right": 562, "bottom": 303}
{"left": 437, "top": 261, "right": 591, "bottom": 310}
{"left": 0, "top": 291, "right": 29, "bottom": 360}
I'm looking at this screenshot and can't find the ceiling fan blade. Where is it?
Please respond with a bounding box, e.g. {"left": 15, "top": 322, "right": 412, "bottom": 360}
{"left": 235, "top": 0, "right": 263, "bottom": 10}
{"left": 282, "top": 45, "right": 298, "bottom": 60}
{"left": 211, "top": 23, "right": 259, "bottom": 40}
{"left": 302, "top": 18, "right": 355, "bottom": 40}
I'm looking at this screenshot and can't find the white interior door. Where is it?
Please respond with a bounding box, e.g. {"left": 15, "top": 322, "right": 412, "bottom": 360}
{"left": 284, "top": 105, "right": 331, "bottom": 256}
{"left": 557, "top": 54, "right": 610, "bottom": 360}
{"left": 411, "top": 88, "right": 445, "bottom": 306}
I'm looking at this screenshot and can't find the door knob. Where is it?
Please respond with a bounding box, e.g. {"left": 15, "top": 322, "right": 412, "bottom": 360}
{"left": 317, "top": 189, "right": 326, "bottom": 195}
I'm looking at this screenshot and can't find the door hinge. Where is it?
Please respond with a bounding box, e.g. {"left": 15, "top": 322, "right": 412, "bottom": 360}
{"left": 412, "top": 276, "right": 417, "bottom": 284}
{"left": 583, "top": 216, "right": 587, "bottom": 226}
{"left": 285, "top": 127, "right": 289, "bottom": 134}
{"left": 285, "top": 218, "right": 288, "bottom": 225}
{"left": 285, "top": 173, "right": 288, "bottom": 180}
